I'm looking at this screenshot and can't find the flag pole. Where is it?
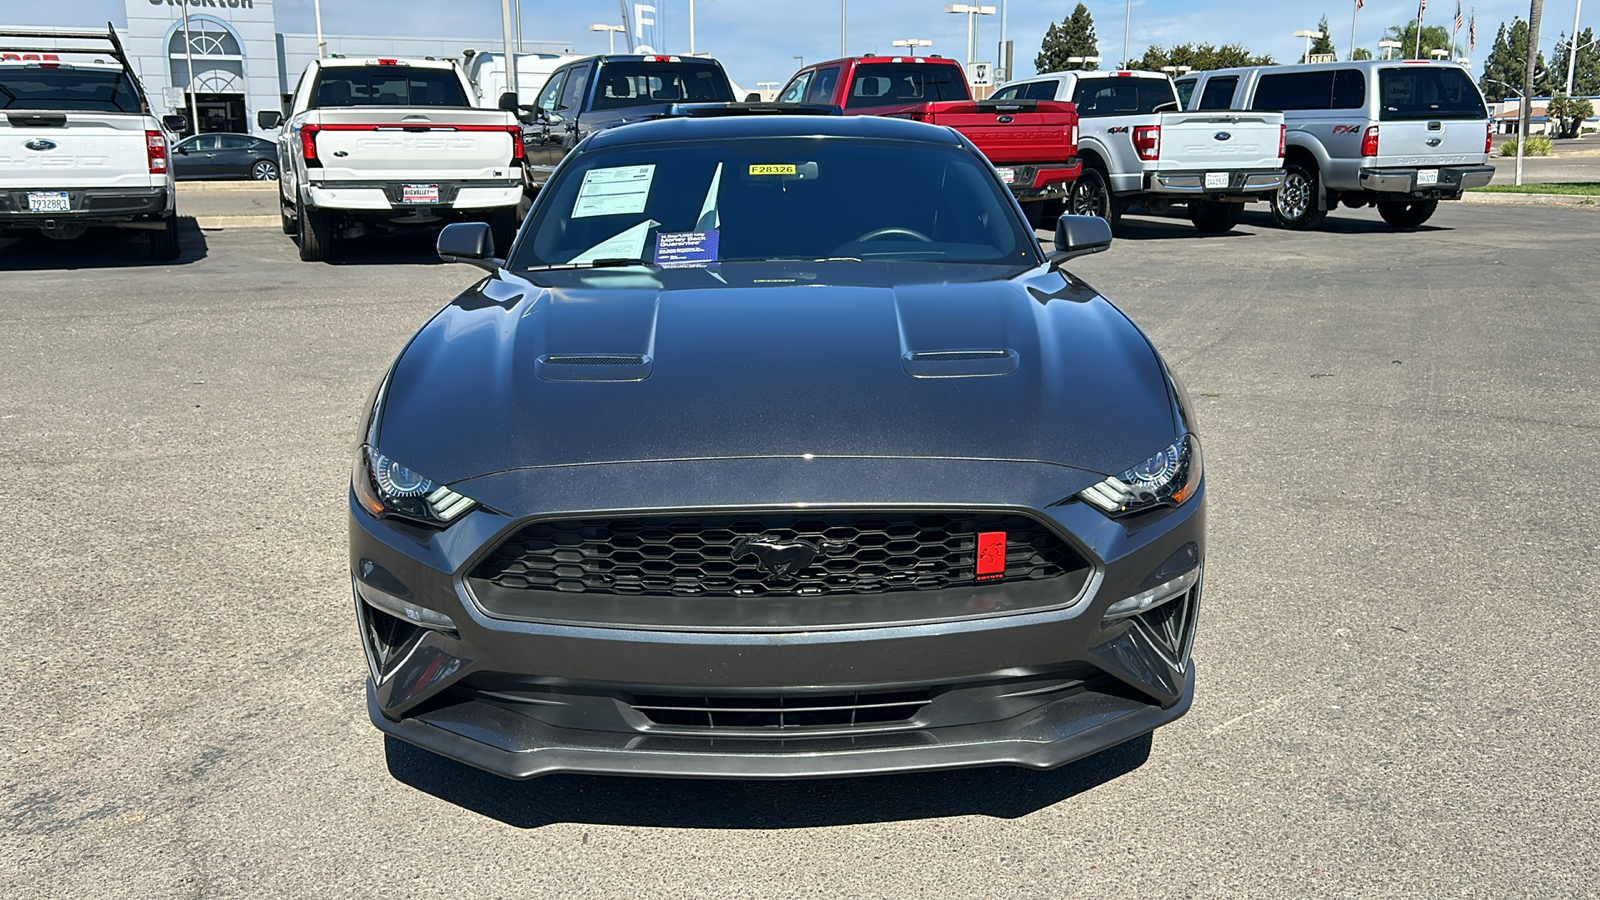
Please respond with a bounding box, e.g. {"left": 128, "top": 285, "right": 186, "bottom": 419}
{"left": 1416, "top": 3, "right": 1425, "bottom": 58}
{"left": 1350, "top": 0, "right": 1359, "bottom": 61}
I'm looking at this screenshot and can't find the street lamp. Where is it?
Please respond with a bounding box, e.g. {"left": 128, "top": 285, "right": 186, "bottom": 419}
{"left": 944, "top": 4, "right": 996, "bottom": 68}
{"left": 1486, "top": 78, "right": 1530, "bottom": 186}
{"left": 1429, "top": 48, "right": 1450, "bottom": 60}
{"left": 1067, "top": 55, "right": 1102, "bottom": 65}
{"left": 589, "top": 23, "right": 625, "bottom": 55}
{"left": 1294, "top": 29, "right": 1325, "bottom": 63}
{"left": 794, "top": 55, "right": 804, "bottom": 69}
{"left": 1160, "top": 65, "right": 1192, "bottom": 75}
{"left": 1378, "top": 39, "right": 1403, "bottom": 60}
{"left": 892, "top": 39, "right": 933, "bottom": 54}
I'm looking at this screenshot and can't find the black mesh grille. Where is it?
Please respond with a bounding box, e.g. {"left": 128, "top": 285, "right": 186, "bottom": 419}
{"left": 471, "top": 510, "right": 1077, "bottom": 598}
{"left": 545, "top": 355, "right": 647, "bottom": 366}
{"left": 910, "top": 350, "right": 1009, "bottom": 361}
{"left": 630, "top": 690, "right": 932, "bottom": 729}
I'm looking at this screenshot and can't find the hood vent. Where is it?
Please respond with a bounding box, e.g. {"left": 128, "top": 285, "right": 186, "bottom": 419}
{"left": 903, "top": 349, "right": 1019, "bottom": 378}
{"left": 536, "top": 354, "right": 653, "bottom": 383}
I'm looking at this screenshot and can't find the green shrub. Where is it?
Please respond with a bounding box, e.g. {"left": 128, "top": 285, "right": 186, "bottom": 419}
{"left": 1500, "top": 136, "right": 1553, "bottom": 156}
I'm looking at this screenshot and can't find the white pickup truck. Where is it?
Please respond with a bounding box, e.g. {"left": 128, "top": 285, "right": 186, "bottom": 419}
{"left": 0, "top": 27, "right": 186, "bottom": 259}
{"left": 993, "top": 70, "right": 1286, "bottom": 233}
{"left": 261, "top": 57, "right": 525, "bottom": 261}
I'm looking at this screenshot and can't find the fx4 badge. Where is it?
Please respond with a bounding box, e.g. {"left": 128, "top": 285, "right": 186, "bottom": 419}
{"left": 1332, "top": 125, "right": 1363, "bottom": 135}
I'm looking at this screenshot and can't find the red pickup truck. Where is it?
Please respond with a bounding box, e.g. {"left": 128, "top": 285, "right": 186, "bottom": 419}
{"left": 779, "top": 55, "right": 1080, "bottom": 225}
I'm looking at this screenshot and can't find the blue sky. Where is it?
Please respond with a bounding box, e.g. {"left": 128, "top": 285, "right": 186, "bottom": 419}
{"left": 21, "top": 1, "right": 1586, "bottom": 88}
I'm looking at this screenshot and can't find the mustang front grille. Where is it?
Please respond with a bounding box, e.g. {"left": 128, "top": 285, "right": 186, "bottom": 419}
{"left": 471, "top": 510, "right": 1079, "bottom": 598}
{"left": 630, "top": 689, "right": 933, "bottom": 729}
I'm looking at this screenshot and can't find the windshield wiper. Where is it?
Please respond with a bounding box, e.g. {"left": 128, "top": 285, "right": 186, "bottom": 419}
{"left": 589, "top": 257, "right": 657, "bottom": 268}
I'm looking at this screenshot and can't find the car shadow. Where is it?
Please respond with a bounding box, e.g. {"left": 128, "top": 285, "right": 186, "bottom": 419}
{"left": 382, "top": 732, "right": 1153, "bottom": 829}
{"left": 0, "top": 217, "right": 208, "bottom": 269}
{"left": 324, "top": 232, "right": 450, "bottom": 266}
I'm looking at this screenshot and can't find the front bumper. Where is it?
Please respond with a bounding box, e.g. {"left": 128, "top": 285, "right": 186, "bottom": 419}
{"left": 304, "top": 179, "right": 522, "bottom": 212}
{"left": 1358, "top": 164, "right": 1495, "bottom": 198}
{"left": 0, "top": 186, "right": 170, "bottom": 225}
{"left": 351, "top": 457, "right": 1204, "bottom": 780}
{"left": 1145, "top": 169, "right": 1286, "bottom": 199}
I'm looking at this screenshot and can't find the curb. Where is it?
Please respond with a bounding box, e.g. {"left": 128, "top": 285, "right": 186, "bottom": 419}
{"left": 195, "top": 215, "right": 280, "bottom": 228}
{"left": 1462, "top": 191, "right": 1600, "bottom": 207}
{"left": 176, "top": 181, "right": 280, "bottom": 193}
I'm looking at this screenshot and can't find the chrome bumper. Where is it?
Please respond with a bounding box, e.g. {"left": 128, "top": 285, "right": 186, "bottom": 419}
{"left": 1146, "top": 169, "right": 1286, "bottom": 195}
{"left": 1359, "top": 165, "right": 1495, "bottom": 195}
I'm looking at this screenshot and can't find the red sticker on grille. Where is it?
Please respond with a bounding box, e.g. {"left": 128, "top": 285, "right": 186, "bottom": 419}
{"left": 976, "top": 531, "right": 1007, "bottom": 581}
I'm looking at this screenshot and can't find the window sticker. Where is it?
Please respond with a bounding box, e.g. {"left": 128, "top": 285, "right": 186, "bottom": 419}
{"left": 569, "top": 219, "right": 659, "bottom": 265}
{"left": 573, "top": 164, "right": 656, "bottom": 218}
{"left": 654, "top": 230, "right": 720, "bottom": 268}
{"left": 749, "top": 164, "right": 797, "bottom": 176}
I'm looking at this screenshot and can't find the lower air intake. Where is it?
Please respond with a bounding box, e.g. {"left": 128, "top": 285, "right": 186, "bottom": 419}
{"left": 630, "top": 689, "right": 933, "bottom": 729}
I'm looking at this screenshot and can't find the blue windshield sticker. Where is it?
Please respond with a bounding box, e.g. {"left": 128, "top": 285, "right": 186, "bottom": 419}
{"left": 654, "top": 230, "right": 720, "bottom": 268}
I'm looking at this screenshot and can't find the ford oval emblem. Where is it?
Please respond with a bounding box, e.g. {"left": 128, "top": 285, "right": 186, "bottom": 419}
{"left": 24, "top": 139, "right": 58, "bottom": 151}
{"left": 997, "top": 115, "right": 1014, "bottom": 124}
{"left": 1213, "top": 132, "right": 1232, "bottom": 142}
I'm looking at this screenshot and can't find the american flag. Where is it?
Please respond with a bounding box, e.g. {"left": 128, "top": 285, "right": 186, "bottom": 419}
{"left": 1470, "top": 14, "right": 1477, "bottom": 51}
{"left": 1356, "top": 0, "right": 1363, "bottom": 10}
{"left": 1454, "top": 2, "right": 1464, "bottom": 33}
{"left": 1419, "top": 0, "right": 1426, "bottom": 16}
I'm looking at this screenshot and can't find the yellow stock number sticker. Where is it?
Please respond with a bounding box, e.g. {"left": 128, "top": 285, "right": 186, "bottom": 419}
{"left": 749, "top": 164, "right": 797, "bottom": 176}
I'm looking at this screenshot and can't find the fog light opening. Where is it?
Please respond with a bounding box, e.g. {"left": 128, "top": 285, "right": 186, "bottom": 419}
{"left": 356, "top": 581, "right": 457, "bottom": 633}
{"left": 1103, "top": 566, "right": 1200, "bottom": 621}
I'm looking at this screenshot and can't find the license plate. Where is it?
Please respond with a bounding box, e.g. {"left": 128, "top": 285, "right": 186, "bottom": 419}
{"left": 1417, "top": 169, "right": 1439, "bottom": 186}
{"left": 27, "top": 191, "right": 70, "bottom": 213}
{"left": 996, "top": 167, "right": 1016, "bottom": 184}
{"left": 401, "top": 184, "right": 439, "bottom": 204}
{"left": 1204, "top": 172, "right": 1229, "bottom": 189}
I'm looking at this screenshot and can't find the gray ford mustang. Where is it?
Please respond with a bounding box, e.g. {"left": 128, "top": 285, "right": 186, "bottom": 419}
{"left": 349, "top": 111, "right": 1205, "bottom": 780}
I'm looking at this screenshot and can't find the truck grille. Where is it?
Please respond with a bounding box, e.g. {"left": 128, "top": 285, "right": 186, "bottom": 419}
{"left": 471, "top": 510, "right": 1078, "bottom": 598}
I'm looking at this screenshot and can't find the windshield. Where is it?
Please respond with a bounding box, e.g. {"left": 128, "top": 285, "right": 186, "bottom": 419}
{"left": 511, "top": 136, "right": 1036, "bottom": 271}
{"left": 0, "top": 66, "right": 141, "bottom": 112}
{"left": 310, "top": 66, "right": 469, "bottom": 107}
{"left": 1379, "top": 66, "right": 1486, "bottom": 120}
{"left": 591, "top": 62, "right": 733, "bottom": 109}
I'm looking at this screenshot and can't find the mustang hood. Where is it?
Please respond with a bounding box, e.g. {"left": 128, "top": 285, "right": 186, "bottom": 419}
{"left": 376, "top": 263, "right": 1177, "bottom": 485}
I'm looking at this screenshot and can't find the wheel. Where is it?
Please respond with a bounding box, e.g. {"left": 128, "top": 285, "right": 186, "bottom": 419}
{"left": 1272, "top": 161, "right": 1327, "bottom": 230}
{"left": 1187, "top": 200, "right": 1245, "bottom": 234}
{"left": 279, "top": 196, "right": 296, "bottom": 235}
{"left": 1069, "top": 167, "right": 1121, "bottom": 227}
{"left": 148, "top": 216, "right": 180, "bottom": 260}
{"left": 252, "top": 159, "right": 278, "bottom": 181}
{"left": 297, "top": 202, "right": 334, "bottom": 262}
{"left": 1377, "top": 199, "right": 1439, "bottom": 229}
{"left": 486, "top": 207, "right": 518, "bottom": 258}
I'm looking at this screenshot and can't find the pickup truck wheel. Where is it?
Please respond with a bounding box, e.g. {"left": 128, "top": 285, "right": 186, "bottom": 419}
{"left": 1187, "top": 200, "right": 1244, "bottom": 234}
{"left": 1376, "top": 199, "right": 1439, "bottom": 229}
{"left": 486, "top": 208, "right": 518, "bottom": 257}
{"left": 1272, "top": 162, "right": 1327, "bottom": 230}
{"left": 297, "top": 203, "right": 334, "bottom": 262}
{"left": 1069, "top": 168, "right": 1121, "bottom": 227}
{"left": 148, "top": 216, "right": 180, "bottom": 261}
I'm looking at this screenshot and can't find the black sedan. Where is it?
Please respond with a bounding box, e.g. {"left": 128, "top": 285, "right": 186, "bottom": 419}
{"left": 171, "top": 132, "right": 278, "bottom": 181}
{"left": 350, "top": 112, "right": 1205, "bottom": 780}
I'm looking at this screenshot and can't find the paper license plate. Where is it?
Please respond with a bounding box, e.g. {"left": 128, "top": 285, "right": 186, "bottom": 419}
{"left": 996, "top": 167, "right": 1016, "bottom": 184}
{"left": 1417, "top": 169, "right": 1439, "bottom": 186}
{"left": 27, "top": 191, "right": 70, "bottom": 213}
{"left": 401, "top": 184, "right": 440, "bottom": 204}
{"left": 1204, "top": 172, "right": 1229, "bottom": 189}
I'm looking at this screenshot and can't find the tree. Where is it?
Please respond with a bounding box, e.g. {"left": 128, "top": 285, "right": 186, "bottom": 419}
{"left": 1307, "top": 15, "right": 1337, "bottom": 62}
{"left": 1480, "top": 19, "right": 1552, "bottom": 102}
{"left": 1350, "top": 47, "right": 1374, "bottom": 61}
{"left": 1381, "top": 21, "right": 1454, "bottom": 59}
{"left": 1130, "top": 43, "right": 1275, "bottom": 73}
{"left": 1036, "top": 3, "right": 1099, "bottom": 74}
{"left": 1547, "top": 93, "right": 1594, "bottom": 138}
{"left": 1550, "top": 28, "right": 1600, "bottom": 95}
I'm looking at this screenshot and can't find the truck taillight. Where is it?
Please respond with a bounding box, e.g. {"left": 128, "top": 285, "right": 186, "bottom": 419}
{"left": 300, "top": 124, "right": 321, "bottom": 166}
{"left": 1485, "top": 121, "right": 1493, "bottom": 153}
{"left": 507, "top": 125, "right": 524, "bottom": 162}
{"left": 1360, "top": 125, "right": 1380, "bottom": 158}
{"left": 1279, "top": 124, "right": 1286, "bottom": 158}
{"left": 1133, "top": 125, "right": 1160, "bottom": 161}
{"left": 145, "top": 130, "right": 167, "bottom": 174}
{"left": 1070, "top": 123, "right": 1080, "bottom": 147}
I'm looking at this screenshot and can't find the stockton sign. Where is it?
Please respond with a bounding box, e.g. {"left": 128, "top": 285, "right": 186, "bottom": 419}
{"left": 149, "top": 0, "right": 256, "bottom": 8}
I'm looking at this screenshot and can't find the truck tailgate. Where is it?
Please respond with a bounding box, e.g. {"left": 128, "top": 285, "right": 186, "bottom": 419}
{"left": 305, "top": 108, "right": 517, "bottom": 182}
{"left": 1153, "top": 112, "right": 1282, "bottom": 171}
{"left": 923, "top": 100, "right": 1077, "bottom": 164}
{"left": 0, "top": 114, "right": 155, "bottom": 189}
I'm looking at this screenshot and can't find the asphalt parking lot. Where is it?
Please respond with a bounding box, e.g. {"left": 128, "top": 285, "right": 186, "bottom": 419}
{"left": 3, "top": 200, "right": 1597, "bottom": 898}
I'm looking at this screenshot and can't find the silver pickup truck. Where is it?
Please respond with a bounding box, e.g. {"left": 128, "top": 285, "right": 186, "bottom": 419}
{"left": 993, "top": 69, "right": 1285, "bottom": 233}
{"left": 1177, "top": 60, "right": 1494, "bottom": 229}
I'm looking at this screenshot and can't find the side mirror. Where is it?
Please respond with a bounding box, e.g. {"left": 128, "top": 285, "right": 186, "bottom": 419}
{"left": 1046, "top": 214, "right": 1113, "bottom": 267}
{"left": 497, "top": 91, "right": 520, "bottom": 112}
{"left": 437, "top": 222, "right": 501, "bottom": 271}
{"left": 174, "top": 144, "right": 190, "bottom": 154}
{"left": 257, "top": 110, "right": 283, "bottom": 130}
{"left": 744, "top": 92, "right": 762, "bottom": 102}
{"left": 161, "top": 114, "right": 188, "bottom": 133}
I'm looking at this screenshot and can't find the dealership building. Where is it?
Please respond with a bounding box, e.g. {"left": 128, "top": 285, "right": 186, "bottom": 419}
{"left": 18, "top": 0, "right": 569, "bottom": 136}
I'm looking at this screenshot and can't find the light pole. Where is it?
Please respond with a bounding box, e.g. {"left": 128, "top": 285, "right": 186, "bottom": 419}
{"left": 998, "top": 0, "right": 1007, "bottom": 81}
{"left": 1487, "top": 78, "right": 1530, "bottom": 185}
{"left": 842, "top": 0, "right": 847, "bottom": 58}
{"left": 590, "top": 23, "right": 624, "bottom": 55}
{"left": 892, "top": 39, "right": 933, "bottom": 55}
{"left": 1378, "top": 39, "right": 1403, "bottom": 59}
{"left": 1294, "top": 29, "right": 1325, "bottom": 64}
{"left": 1124, "top": 0, "right": 1132, "bottom": 68}
{"left": 1568, "top": 0, "right": 1584, "bottom": 98}
{"left": 500, "top": 0, "right": 517, "bottom": 98}
{"left": 945, "top": 5, "right": 996, "bottom": 68}
{"left": 313, "top": 0, "right": 326, "bottom": 59}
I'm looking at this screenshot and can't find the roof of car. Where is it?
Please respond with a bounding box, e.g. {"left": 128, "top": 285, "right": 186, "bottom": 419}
{"left": 317, "top": 57, "right": 459, "bottom": 70}
{"left": 1193, "top": 59, "right": 1473, "bottom": 78}
{"left": 585, "top": 112, "right": 970, "bottom": 150}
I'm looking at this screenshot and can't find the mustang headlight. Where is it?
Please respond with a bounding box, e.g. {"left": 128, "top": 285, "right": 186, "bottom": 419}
{"left": 353, "top": 446, "right": 477, "bottom": 526}
{"left": 1079, "top": 434, "right": 1202, "bottom": 517}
